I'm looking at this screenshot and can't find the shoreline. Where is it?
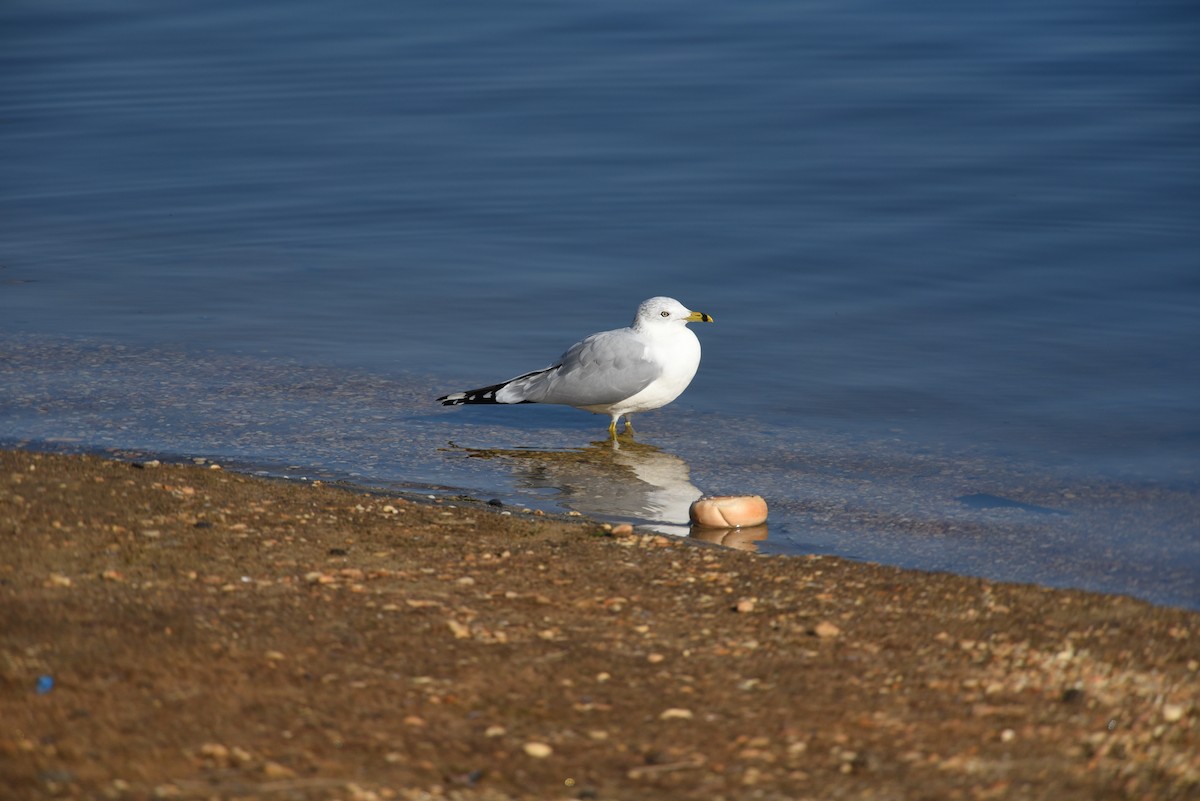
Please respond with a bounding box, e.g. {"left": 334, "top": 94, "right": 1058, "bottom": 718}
{"left": 1, "top": 448, "right": 1196, "bottom": 799}
{"left": 9, "top": 436, "right": 1196, "bottom": 614}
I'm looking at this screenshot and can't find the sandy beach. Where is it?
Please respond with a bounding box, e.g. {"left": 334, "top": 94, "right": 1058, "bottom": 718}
{"left": 1, "top": 449, "right": 1196, "bottom": 800}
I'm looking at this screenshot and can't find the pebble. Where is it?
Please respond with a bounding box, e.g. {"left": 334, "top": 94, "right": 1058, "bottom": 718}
{"left": 1162, "top": 704, "right": 1185, "bottom": 723}
{"left": 262, "top": 760, "right": 296, "bottom": 779}
{"left": 523, "top": 742, "right": 553, "bottom": 758}
{"left": 611, "top": 524, "right": 634, "bottom": 537}
{"left": 198, "top": 742, "right": 230, "bottom": 765}
{"left": 814, "top": 621, "right": 841, "bottom": 638}
{"left": 660, "top": 708, "right": 694, "bottom": 720}
{"left": 735, "top": 598, "right": 757, "bottom": 614}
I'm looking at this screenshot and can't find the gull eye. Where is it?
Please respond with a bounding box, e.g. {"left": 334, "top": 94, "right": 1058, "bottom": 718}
{"left": 660, "top": 310, "right": 670, "bottom": 317}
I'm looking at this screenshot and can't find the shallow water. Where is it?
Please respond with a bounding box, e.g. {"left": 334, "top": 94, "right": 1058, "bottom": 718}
{"left": 3, "top": 339, "right": 1197, "bottom": 610}
{"left": 2, "top": 1, "right": 1197, "bottom": 607}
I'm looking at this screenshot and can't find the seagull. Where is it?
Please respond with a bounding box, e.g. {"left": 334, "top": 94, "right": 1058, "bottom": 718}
{"left": 438, "top": 297, "right": 713, "bottom": 437}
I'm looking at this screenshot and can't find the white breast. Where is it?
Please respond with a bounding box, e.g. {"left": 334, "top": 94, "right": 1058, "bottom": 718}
{"left": 592, "top": 326, "right": 701, "bottom": 416}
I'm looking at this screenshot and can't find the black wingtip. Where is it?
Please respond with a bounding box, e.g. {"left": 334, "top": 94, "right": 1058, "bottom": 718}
{"left": 437, "top": 384, "right": 505, "bottom": 405}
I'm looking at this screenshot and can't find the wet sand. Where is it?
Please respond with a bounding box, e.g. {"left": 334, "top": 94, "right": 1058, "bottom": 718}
{"left": 1, "top": 449, "right": 1196, "bottom": 800}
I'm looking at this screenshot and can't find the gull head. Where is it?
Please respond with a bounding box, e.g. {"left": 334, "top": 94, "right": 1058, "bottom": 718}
{"left": 632, "top": 297, "right": 714, "bottom": 330}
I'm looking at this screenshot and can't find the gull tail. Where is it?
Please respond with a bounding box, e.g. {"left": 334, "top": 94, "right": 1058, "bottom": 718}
{"left": 437, "top": 366, "right": 556, "bottom": 406}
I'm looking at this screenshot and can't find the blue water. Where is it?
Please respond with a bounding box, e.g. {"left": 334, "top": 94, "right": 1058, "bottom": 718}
{"left": 3, "top": 1, "right": 1198, "bottom": 607}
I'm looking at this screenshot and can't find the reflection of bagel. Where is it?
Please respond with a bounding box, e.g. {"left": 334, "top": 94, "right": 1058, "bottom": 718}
{"left": 688, "top": 495, "right": 768, "bottom": 528}
{"left": 690, "top": 524, "right": 768, "bottom": 551}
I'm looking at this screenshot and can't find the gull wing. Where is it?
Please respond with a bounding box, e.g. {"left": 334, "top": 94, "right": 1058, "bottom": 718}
{"left": 496, "top": 328, "right": 660, "bottom": 407}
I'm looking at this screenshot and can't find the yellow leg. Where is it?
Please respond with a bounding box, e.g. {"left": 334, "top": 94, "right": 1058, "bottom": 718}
{"left": 624, "top": 416, "right": 635, "bottom": 435}
{"left": 607, "top": 418, "right": 618, "bottom": 439}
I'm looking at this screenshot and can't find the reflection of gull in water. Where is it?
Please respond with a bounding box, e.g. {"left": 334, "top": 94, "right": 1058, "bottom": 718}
{"left": 454, "top": 439, "right": 770, "bottom": 549}
{"left": 609, "top": 441, "right": 702, "bottom": 536}
{"left": 457, "top": 439, "right": 703, "bottom": 536}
